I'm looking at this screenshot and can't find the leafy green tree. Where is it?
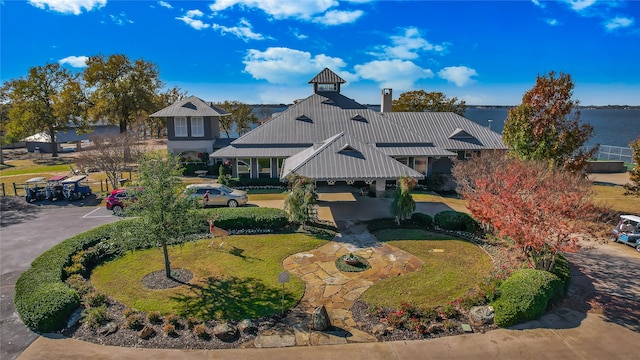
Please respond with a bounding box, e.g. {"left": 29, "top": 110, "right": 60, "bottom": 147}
{"left": 283, "top": 174, "right": 318, "bottom": 227}
{"left": 128, "top": 153, "right": 201, "bottom": 277}
{"left": 391, "top": 175, "right": 417, "bottom": 224}
{"left": 215, "top": 100, "right": 259, "bottom": 137}
{"left": 84, "top": 54, "right": 161, "bottom": 133}
{"left": 1, "top": 63, "right": 87, "bottom": 157}
{"left": 392, "top": 90, "right": 466, "bottom": 116}
{"left": 502, "top": 71, "right": 596, "bottom": 172}
{"left": 623, "top": 136, "right": 640, "bottom": 197}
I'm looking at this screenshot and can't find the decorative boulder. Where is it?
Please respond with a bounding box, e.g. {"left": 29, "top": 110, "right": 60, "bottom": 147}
{"left": 238, "top": 319, "right": 258, "bottom": 334}
{"left": 469, "top": 306, "right": 495, "bottom": 326}
{"left": 98, "top": 322, "right": 118, "bottom": 336}
{"left": 66, "top": 308, "right": 83, "bottom": 329}
{"left": 310, "top": 305, "right": 331, "bottom": 331}
{"left": 137, "top": 325, "right": 155, "bottom": 339}
{"left": 213, "top": 323, "right": 239, "bottom": 341}
{"left": 370, "top": 323, "right": 387, "bottom": 336}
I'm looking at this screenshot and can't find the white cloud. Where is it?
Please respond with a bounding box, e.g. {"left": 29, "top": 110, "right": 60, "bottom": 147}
{"left": 110, "top": 12, "right": 133, "bottom": 25}
{"left": 377, "top": 27, "right": 446, "bottom": 60}
{"left": 176, "top": 9, "right": 210, "bottom": 30}
{"left": 158, "top": 1, "right": 172, "bottom": 9}
{"left": 604, "top": 16, "right": 634, "bottom": 31}
{"left": 291, "top": 28, "right": 308, "bottom": 39}
{"left": 531, "top": 0, "right": 545, "bottom": 8}
{"left": 58, "top": 55, "right": 88, "bottom": 67}
{"left": 563, "top": 0, "right": 597, "bottom": 12}
{"left": 546, "top": 18, "right": 559, "bottom": 26}
{"left": 313, "top": 9, "right": 363, "bottom": 25}
{"left": 438, "top": 66, "right": 478, "bottom": 87}
{"left": 213, "top": 18, "right": 266, "bottom": 41}
{"left": 28, "top": 0, "right": 106, "bottom": 15}
{"left": 354, "top": 60, "right": 434, "bottom": 90}
{"left": 210, "top": 0, "right": 345, "bottom": 21}
{"left": 243, "top": 47, "right": 349, "bottom": 84}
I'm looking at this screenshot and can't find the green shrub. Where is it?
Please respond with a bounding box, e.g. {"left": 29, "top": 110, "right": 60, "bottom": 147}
{"left": 148, "top": 311, "right": 163, "bottom": 324}
{"left": 201, "top": 207, "right": 289, "bottom": 231}
{"left": 82, "top": 292, "right": 107, "bottom": 308}
{"left": 126, "top": 313, "right": 145, "bottom": 330}
{"left": 83, "top": 305, "right": 108, "bottom": 329}
{"left": 434, "top": 211, "right": 478, "bottom": 232}
{"left": 411, "top": 213, "right": 433, "bottom": 228}
{"left": 492, "top": 269, "right": 564, "bottom": 327}
{"left": 193, "top": 323, "right": 210, "bottom": 339}
{"left": 419, "top": 173, "right": 446, "bottom": 192}
{"left": 64, "top": 274, "right": 92, "bottom": 298}
{"left": 550, "top": 254, "right": 571, "bottom": 296}
{"left": 237, "top": 177, "right": 285, "bottom": 187}
{"left": 164, "top": 313, "right": 180, "bottom": 327}
{"left": 14, "top": 221, "right": 132, "bottom": 332}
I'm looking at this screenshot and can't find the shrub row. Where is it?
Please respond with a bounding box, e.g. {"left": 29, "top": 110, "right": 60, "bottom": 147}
{"left": 14, "top": 221, "right": 129, "bottom": 332}
{"left": 15, "top": 207, "right": 291, "bottom": 333}
{"left": 492, "top": 268, "right": 564, "bottom": 327}
{"left": 433, "top": 211, "right": 478, "bottom": 232}
{"left": 200, "top": 207, "right": 289, "bottom": 232}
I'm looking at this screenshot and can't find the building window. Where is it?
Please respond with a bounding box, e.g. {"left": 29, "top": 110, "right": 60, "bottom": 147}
{"left": 191, "top": 117, "right": 204, "bottom": 137}
{"left": 317, "top": 83, "right": 337, "bottom": 91}
{"left": 175, "top": 117, "right": 187, "bottom": 137}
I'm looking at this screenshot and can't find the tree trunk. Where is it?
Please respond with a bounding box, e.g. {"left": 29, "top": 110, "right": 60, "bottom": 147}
{"left": 49, "top": 128, "right": 58, "bottom": 157}
{"left": 163, "top": 242, "right": 172, "bottom": 278}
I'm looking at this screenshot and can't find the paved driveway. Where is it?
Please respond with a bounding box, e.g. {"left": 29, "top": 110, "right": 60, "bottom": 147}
{"left": 0, "top": 199, "right": 120, "bottom": 360}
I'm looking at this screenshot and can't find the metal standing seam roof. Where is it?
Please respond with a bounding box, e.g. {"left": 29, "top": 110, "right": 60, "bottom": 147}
{"left": 281, "top": 132, "right": 425, "bottom": 181}
{"left": 308, "top": 68, "right": 346, "bottom": 84}
{"left": 150, "top": 95, "right": 230, "bottom": 118}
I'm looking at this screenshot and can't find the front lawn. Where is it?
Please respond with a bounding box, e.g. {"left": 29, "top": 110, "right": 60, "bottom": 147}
{"left": 91, "top": 233, "right": 326, "bottom": 320}
{"left": 361, "top": 229, "right": 493, "bottom": 309}
{"left": 593, "top": 184, "right": 639, "bottom": 215}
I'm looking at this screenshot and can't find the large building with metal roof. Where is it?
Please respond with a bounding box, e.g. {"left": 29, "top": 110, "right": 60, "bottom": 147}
{"left": 210, "top": 68, "right": 506, "bottom": 195}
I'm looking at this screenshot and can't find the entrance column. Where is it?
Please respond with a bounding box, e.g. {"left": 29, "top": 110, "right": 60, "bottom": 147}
{"left": 374, "top": 179, "right": 386, "bottom": 198}
{"left": 270, "top": 158, "right": 279, "bottom": 178}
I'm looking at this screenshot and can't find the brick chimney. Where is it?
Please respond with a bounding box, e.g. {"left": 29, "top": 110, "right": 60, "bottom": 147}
{"left": 381, "top": 88, "right": 392, "bottom": 113}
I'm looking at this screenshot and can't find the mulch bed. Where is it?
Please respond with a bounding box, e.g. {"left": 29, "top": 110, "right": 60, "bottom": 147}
{"left": 141, "top": 269, "right": 194, "bottom": 289}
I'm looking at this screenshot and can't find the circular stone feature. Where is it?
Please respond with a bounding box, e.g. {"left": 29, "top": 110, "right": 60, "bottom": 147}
{"left": 335, "top": 254, "right": 371, "bottom": 273}
{"left": 142, "top": 269, "right": 194, "bottom": 289}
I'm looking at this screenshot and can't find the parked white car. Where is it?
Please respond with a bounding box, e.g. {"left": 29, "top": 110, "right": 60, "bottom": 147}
{"left": 184, "top": 183, "right": 248, "bottom": 207}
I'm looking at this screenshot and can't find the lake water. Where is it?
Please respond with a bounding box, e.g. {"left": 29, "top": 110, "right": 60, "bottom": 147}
{"left": 464, "top": 108, "right": 640, "bottom": 149}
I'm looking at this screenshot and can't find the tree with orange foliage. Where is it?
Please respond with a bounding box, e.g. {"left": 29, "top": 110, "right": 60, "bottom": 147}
{"left": 453, "top": 153, "right": 600, "bottom": 271}
{"left": 502, "top": 71, "right": 596, "bottom": 172}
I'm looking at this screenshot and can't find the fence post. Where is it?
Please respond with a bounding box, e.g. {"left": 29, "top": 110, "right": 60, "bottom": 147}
{"left": 13, "top": 182, "right": 18, "bottom": 196}
{"left": 1, "top": 183, "right": 4, "bottom": 197}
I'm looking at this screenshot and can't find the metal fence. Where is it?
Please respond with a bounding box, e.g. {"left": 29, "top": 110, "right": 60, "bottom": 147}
{"left": 2, "top": 179, "right": 117, "bottom": 197}
{"left": 595, "top": 145, "right": 634, "bottom": 164}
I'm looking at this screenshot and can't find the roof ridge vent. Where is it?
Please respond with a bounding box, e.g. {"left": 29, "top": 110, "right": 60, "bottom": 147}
{"left": 351, "top": 114, "right": 366, "bottom": 122}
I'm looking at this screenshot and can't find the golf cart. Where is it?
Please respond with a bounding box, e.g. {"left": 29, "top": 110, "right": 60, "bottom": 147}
{"left": 62, "top": 175, "right": 93, "bottom": 201}
{"left": 610, "top": 214, "right": 640, "bottom": 252}
{"left": 24, "top": 177, "right": 47, "bottom": 203}
{"left": 45, "top": 175, "right": 68, "bottom": 201}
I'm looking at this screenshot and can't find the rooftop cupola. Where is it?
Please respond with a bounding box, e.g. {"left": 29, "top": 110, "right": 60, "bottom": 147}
{"left": 308, "top": 68, "right": 346, "bottom": 94}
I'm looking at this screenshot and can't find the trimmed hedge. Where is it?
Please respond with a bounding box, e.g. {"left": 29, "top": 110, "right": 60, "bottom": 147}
{"left": 492, "top": 269, "right": 564, "bottom": 327}
{"left": 550, "top": 254, "right": 571, "bottom": 296}
{"left": 14, "top": 221, "right": 128, "bottom": 332}
{"left": 411, "top": 212, "right": 433, "bottom": 228}
{"left": 434, "top": 211, "right": 478, "bottom": 232}
{"left": 200, "top": 207, "right": 289, "bottom": 232}
{"left": 15, "top": 207, "right": 291, "bottom": 332}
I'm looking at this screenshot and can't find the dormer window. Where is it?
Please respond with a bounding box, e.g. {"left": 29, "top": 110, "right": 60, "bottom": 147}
{"left": 317, "top": 83, "right": 337, "bottom": 92}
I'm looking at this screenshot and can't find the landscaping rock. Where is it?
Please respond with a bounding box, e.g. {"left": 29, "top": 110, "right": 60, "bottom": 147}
{"left": 469, "top": 305, "right": 495, "bottom": 326}
{"left": 370, "top": 323, "right": 387, "bottom": 336}
{"left": 310, "top": 305, "right": 331, "bottom": 331}
{"left": 137, "top": 325, "right": 155, "bottom": 339}
{"left": 213, "top": 323, "right": 239, "bottom": 341}
{"left": 66, "top": 308, "right": 83, "bottom": 329}
{"left": 427, "top": 323, "right": 444, "bottom": 334}
{"left": 98, "top": 322, "right": 118, "bottom": 336}
{"left": 238, "top": 319, "right": 258, "bottom": 334}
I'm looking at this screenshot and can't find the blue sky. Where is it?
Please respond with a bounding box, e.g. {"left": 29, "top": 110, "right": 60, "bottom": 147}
{"left": 1, "top": 0, "right": 639, "bottom": 105}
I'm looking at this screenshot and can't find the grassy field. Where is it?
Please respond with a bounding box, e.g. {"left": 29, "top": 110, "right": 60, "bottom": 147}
{"left": 593, "top": 184, "right": 639, "bottom": 214}
{"left": 360, "top": 229, "right": 493, "bottom": 309}
{"left": 91, "top": 233, "right": 327, "bottom": 320}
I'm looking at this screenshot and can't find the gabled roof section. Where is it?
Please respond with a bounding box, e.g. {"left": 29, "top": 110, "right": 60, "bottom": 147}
{"left": 449, "top": 128, "right": 475, "bottom": 139}
{"left": 308, "top": 68, "right": 346, "bottom": 84}
{"left": 281, "top": 132, "right": 425, "bottom": 181}
{"left": 150, "top": 95, "right": 230, "bottom": 117}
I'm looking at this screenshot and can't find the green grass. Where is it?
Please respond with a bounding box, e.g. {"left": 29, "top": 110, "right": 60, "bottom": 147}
{"left": 91, "top": 233, "right": 326, "bottom": 320}
{"left": 361, "top": 229, "right": 492, "bottom": 309}
{"left": 593, "top": 184, "right": 639, "bottom": 214}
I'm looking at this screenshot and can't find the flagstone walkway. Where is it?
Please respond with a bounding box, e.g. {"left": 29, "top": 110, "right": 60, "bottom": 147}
{"left": 253, "top": 222, "right": 424, "bottom": 347}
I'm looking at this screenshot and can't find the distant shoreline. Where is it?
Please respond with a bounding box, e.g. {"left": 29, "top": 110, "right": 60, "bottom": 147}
{"left": 250, "top": 104, "right": 640, "bottom": 110}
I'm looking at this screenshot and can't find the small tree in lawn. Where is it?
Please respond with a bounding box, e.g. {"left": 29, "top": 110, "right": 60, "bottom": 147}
{"left": 453, "top": 154, "right": 601, "bottom": 271}
{"left": 75, "top": 133, "right": 143, "bottom": 190}
{"left": 283, "top": 174, "right": 318, "bottom": 227}
{"left": 623, "top": 136, "right": 640, "bottom": 197}
{"left": 391, "top": 175, "right": 417, "bottom": 224}
{"left": 128, "top": 152, "right": 201, "bottom": 278}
